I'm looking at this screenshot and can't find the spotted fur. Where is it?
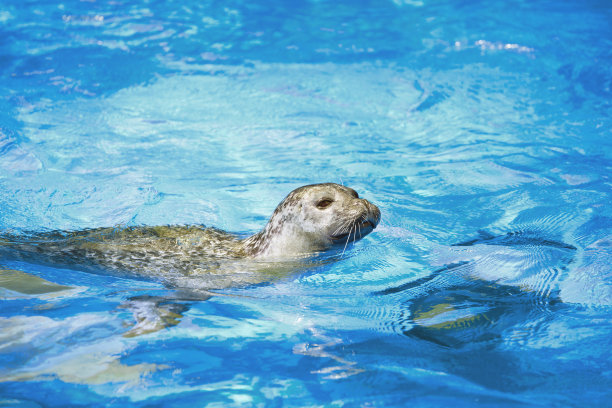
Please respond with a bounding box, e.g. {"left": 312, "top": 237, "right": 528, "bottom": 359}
{"left": 1, "top": 183, "right": 380, "bottom": 287}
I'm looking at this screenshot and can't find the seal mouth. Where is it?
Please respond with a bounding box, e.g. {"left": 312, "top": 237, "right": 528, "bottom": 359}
{"left": 330, "top": 218, "right": 377, "bottom": 242}
{"left": 330, "top": 232, "right": 350, "bottom": 241}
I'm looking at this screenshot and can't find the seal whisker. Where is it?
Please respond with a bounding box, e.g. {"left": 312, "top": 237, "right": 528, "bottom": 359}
{"left": 358, "top": 214, "right": 366, "bottom": 240}
{"left": 332, "top": 219, "right": 351, "bottom": 237}
{"left": 348, "top": 223, "right": 356, "bottom": 252}
{"left": 341, "top": 223, "right": 354, "bottom": 257}
{"left": 333, "top": 217, "right": 351, "bottom": 236}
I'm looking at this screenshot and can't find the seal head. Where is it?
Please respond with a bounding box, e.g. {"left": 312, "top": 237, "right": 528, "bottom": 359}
{"left": 241, "top": 183, "right": 380, "bottom": 259}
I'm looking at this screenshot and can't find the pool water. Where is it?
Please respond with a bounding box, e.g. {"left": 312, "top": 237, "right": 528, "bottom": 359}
{"left": 1, "top": 0, "right": 611, "bottom": 406}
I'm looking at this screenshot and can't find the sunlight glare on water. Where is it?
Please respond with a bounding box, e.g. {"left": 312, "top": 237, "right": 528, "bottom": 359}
{"left": 1, "top": 0, "right": 611, "bottom": 406}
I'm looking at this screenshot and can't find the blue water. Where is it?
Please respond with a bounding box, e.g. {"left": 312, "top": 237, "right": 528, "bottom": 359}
{"left": 1, "top": 0, "right": 611, "bottom": 406}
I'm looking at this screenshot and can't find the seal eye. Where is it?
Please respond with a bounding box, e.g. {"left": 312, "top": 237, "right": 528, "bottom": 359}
{"left": 316, "top": 199, "right": 333, "bottom": 209}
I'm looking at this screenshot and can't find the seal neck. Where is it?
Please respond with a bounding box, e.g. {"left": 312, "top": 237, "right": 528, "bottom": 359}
{"left": 239, "top": 230, "right": 268, "bottom": 257}
{"left": 239, "top": 223, "right": 327, "bottom": 259}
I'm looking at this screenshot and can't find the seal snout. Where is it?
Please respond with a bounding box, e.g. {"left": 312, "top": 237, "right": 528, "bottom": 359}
{"left": 361, "top": 199, "right": 381, "bottom": 230}
{"left": 360, "top": 218, "right": 376, "bottom": 231}
{"left": 329, "top": 197, "right": 380, "bottom": 243}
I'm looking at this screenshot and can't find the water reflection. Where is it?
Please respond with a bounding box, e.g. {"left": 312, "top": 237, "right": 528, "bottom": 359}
{"left": 377, "top": 230, "right": 577, "bottom": 348}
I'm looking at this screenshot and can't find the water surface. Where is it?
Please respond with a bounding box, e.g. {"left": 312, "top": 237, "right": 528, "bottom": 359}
{"left": 1, "top": 0, "right": 611, "bottom": 406}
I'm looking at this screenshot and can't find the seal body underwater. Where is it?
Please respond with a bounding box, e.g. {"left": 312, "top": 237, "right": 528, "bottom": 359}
{"left": 0, "top": 183, "right": 381, "bottom": 290}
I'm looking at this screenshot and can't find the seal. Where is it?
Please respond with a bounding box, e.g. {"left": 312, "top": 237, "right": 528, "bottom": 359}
{"left": 0, "top": 183, "right": 380, "bottom": 336}
{"left": 1, "top": 183, "right": 380, "bottom": 289}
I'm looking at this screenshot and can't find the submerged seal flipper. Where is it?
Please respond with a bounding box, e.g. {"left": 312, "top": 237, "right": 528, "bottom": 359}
{"left": 0, "top": 266, "right": 74, "bottom": 297}
{"left": 121, "top": 295, "right": 196, "bottom": 338}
